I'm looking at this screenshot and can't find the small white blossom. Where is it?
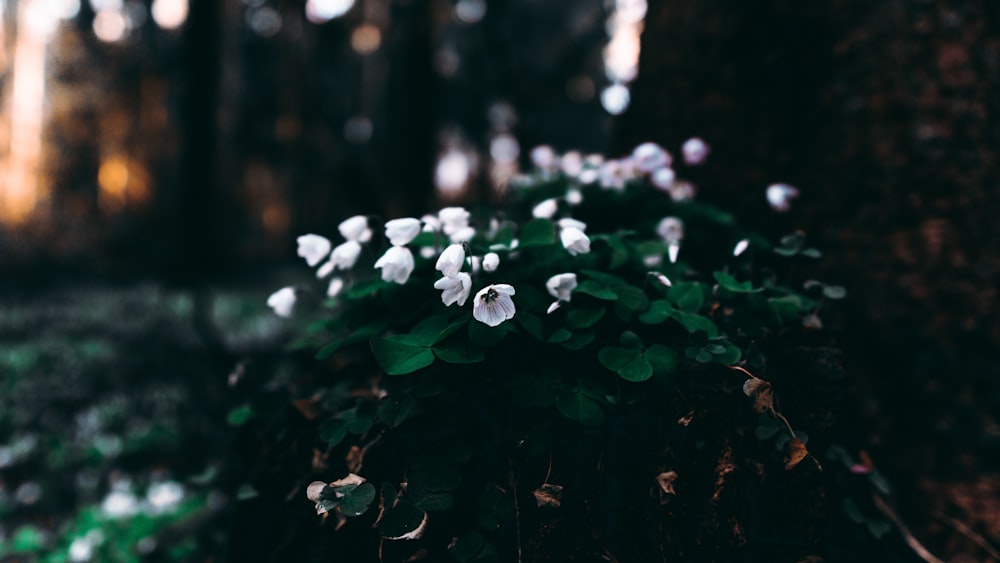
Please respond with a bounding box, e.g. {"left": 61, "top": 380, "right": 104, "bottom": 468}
{"left": 560, "top": 151, "right": 583, "bottom": 177}
{"left": 267, "top": 287, "right": 296, "bottom": 318}
{"left": 449, "top": 225, "right": 476, "bottom": 243}
{"left": 668, "top": 180, "right": 696, "bottom": 202}
{"left": 682, "top": 137, "right": 710, "bottom": 165}
{"left": 546, "top": 273, "right": 577, "bottom": 302}
{"left": 598, "top": 159, "right": 628, "bottom": 191}
{"left": 632, "top": 142, "right": 671, "bottom": 173}
{"left": 338, "top": 215, "right": 372, "bottom": 243}
{"left": 472, "top": 284, "right": 516, "bottom": 327}
{"left": 327, "top": 277, "right": 344, "bottom": 297}
{"left": 434, "top": 273, "right": 472, "bottom": 306}
{"left": 331, "top": 240, "right": 363, "bottom": 270}
{"left": 296, "top": 234, "right": 332, "bottom": 267}
{"left": 766, "top": 183, "right": 799, "bottom": 212}
{"left": 532, "top": 198, "right": 559, "bottom": 219}
{"left": 421, "top": 214, "right": 442, "bottom": 232}
{"left": 733, "top": 239, "right": 750, "bottom": 257}
{"left": 483, "top": 252, "right": 500, "bottom": 272}
{"left": 69, "top": 537, "right": 94, "bottom": 562}
{"left": 101, "top": 490, "right": 139, "bottom": 518}
{"left": 384, "top": 218, "right": 421, "bottom": 246}
{"left": 557, "top": 218, "right": 587, "bottom": 232}
{"left": 419, "top": 246, "right": 437, "bottom": 259}
{"left": 668, "top": 241, "right": 681, "bottom": 264}
{"left": 471, "top": 255, "right": 482, "bottom": 273}
{"left": 374, "top": 246, "right": 415, "bottom": 284}
{"left": 656, "top": 217, "right": 684, "bottom": 243}
{"left": 316, "top": 260, "right": 335, "bottom": 279}
{"left": 565, "top": 188, "right": 583, "bottom": 205}
{"left": 643, "top": 254, "right": 663, "bottom": 268}
{"left": 145, "top": 482, "right": 184, "bottom": 515}
{"left": 651, "top": 272, "right": 672, "bottom": 287}
{"left": 530, "top": 145, "right": 558, "bottom": 172}
{"left": 439, "top": 207, "right": 471, "bottom": 236}
{"left": 560, "top": 227, "right": 591, "bottom": 255}
{"left": 546, "top": 301, "right": 562, "bottom": 314}
{"left": 651, "top": 167, "right": 676, "bottom": 190}
{"left": 436, "top": 243, "right": 466, "bottom": 277}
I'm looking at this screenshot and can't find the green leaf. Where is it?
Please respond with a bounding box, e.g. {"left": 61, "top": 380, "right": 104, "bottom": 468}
{"left": 519, "top": 219, "right": 557, "bottom": 247}
{"left": 561, "top": 331, "right": 595, "bottom": 350}
{"left": 713, "top": 271, "right": 763, "bottom": 293}
{"left": 379, "top": 394, "right": 417, "bottom": 427}
{"left": 713, "top": 342, "right": 742, "bottom": 365}
{"left": 371, "top": 337, "right": 435, "bottom": 375}
{"left": 668, "top": 282, "right": 706, "bottom": 312}
{"left": 575, "top": 280, "right": 618, "bottom": 301}
{"left": 801, "top": 248, "right": 823, "bottom": 259}
{"left": 343, "top": 279, "right": 391, "bottom": 299}
{"left": 619, "top": 331, "right": 644, "bottom": 349}
{"left": 320, "top": 419, "right": 350, "bottom": 447}
{"left": 450, "top": 532, "right": 487, "bottom": 562}
{"left": 612, "top": 285, "right": 648, "bottom": 313}
{"left": 598, "top": 346, "right": 653, "bottom": 382}
{"left": 227, "top": 404, "right": 253, "bottom": 426}
{"left": 404, "top": 315, "right": 467, "bottom": 346}
{"left": 510, "top": 377, "right": 558, "bottom": 408}
{"left": 378, "top": 500, "right": 427, "bottom": 540}
{"left": 547, "top": 328, "right": 572, "bottom": 343}
{"left": 491, "top": 223, "right": 515, "bottom": 248}
{"left": 566, "top": 307, "right": 605, "bottom": 329}
{"left": 339, "top": 482, "right": 377, "bottom": 516}
{"left": 411, "top": 370, "right": 445, "bottom": 398}
{"left": 639, "top": 300, "right": 674, "bottom": 324}
{"left": 605, "top": 236, "right": 630, "bottom": 269}
{"left": 413, "top": 491, "right": 453, "bottom": 511}
{"left": 316, "top": 320, "right": 390, "bottom": 359}
{"left": 468, "top": 321, "right": 507, "bottom": 347}
{"left": 517, "top": 312, "right": 545, "bottom": 340}
{"left": 645, "top": 344, "right": 677, "bottom": 374}
{"left": 433, "top": 340, "right": 486, "bottom": 364}
{"left": 556, "top": 388, "right": 605, "bottom": 426}
{"left": 668, "top": 311, "right": 719, "bottom": 338}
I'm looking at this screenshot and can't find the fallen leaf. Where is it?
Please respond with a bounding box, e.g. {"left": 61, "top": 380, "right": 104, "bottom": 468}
{"left": 655, "top": 471, "right": 678, "bottom": 495}
{"left": 293, "top": 397, "right": 320, "bottom": 420}
{"left": 677, "top": 412, "right": 694, "bottom": 426}
{"left": 742, "top": 378, "right": 774, "bottom": 413}
{"left": 345, "top": 446, "right": 363, "bottom": 474}
{"left": 785, "top": 437, "right": 809, "bottom": 470}
{"left": 533, "top": 483, "right": 564, "bottom": 508}
{"left": 330, "top": 473, "right": 366, "bottom": 491}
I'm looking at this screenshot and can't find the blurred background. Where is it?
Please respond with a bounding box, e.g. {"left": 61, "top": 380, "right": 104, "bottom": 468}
{"left": 2, "top": 0, "right": 1000, "bottom": 560}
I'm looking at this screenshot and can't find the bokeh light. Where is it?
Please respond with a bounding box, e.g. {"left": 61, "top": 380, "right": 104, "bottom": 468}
{"left": 93, "top": 10, "right": 128, "bottom": 42}
{"left": 151, "top": 0, "right": 187, "bottom": 29}
{"left": 350, "top": 24, "right": 381, "bottom": 55}
{"left": 305, "top": 0, "right": 354, "bottom": 24}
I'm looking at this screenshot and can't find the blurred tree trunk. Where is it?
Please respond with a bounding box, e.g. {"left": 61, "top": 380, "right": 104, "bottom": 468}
{"left": 616, "top": 0, "right": 1000, "bottom": 557}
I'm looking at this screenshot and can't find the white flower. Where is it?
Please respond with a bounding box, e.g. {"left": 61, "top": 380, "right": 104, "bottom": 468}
{"left": 668, "top": 180, "right": 696, "bottom": 202}
{"left": 546, "top": 273, "right": 577, "bottom": 302}
{"left": 530, "top": 145, "right": 557, "bottom": 172}
{"left": 532, "top": 198, "right": 559, "bottom": 219}
{"left": 471, "top": 255, "right": 482, "bottom": 273}
{"left": 327, "top": 277, "right": 344, "bottom": 297}
{"left": 419, "top": 246, "right": 437, "bottom": 259}
{"left": 560, "top": 227, "right": 591, "bottom": 256}
{"left": 651, "top": 272, "right": 672, "bottom": 287}
{"left": 316, "top": 260, "right": 335, "bottom": 279}
{"left": 643, "top": 254, "right": 663, "bottom": 268}
{"left": 546, "top": 301, "right": 562, "bottom": 314}
{"left": 682, "top": 137, "right": 710, "bottom": 165}
{"left": 561, "top": 151, "right": 583, "bottom": 177}
{"left": 656, "top": 217, "right": 684, "bottom": 243}
{"left": 338, "top": 215, "right": 372, "bottom": 243}
{"left": 733, "top": 239, "right": 750, "bottom": 257}
{"left": 101, "top": 490, "right": 139, "bottom": 518}
{"left": 766, "top": 183, "right": 799, "bottom": 212}
{"left": 439, "top": 206, "right": 470, "bottom": 236}
{"left": 374, "top": 246, "right": 415, "bottom": 284}
{"left": 472, "top": 284, "right": 516, "bottom": 327}
{"left": 632, "top": 142, "right": 671, "bottom": 173}
{"left": 598, "top": 159, "right": 627, "bottom": 191}
{"left": 482, "top": 252, "right": 500, "bottom": 272}
{"left": 146, "top": 481, "right": 184, "bottom": 514}
{"left": 331, "top": 240, "right": 363, "bottom": 270}
{"left": 384, "top": 218, "right": 421, "bottom": 246}
{"left": 650, "top": 167, "right": 676, "bottom": 190}
{"left": 267, "top": 287, "right": 296, "bottom": 318}
{"left": 565, "top": 188, "right": 583, "bottom": 205}
{"left": 434, "top": 273, "right": 472, "bottom": 306}
{"left": 296, "top": 234, "right": 332, "bottom": 267}
{"left": 668, "top": 241, "right": 681, "bottom": 264}
{"left": 557, "top": 218, "right": 587, "bottom": 232}
{"left": 449, "top": 225, "right": 476, "bottom": 243}
{"left": 421, "top": 214, "right": 442, "bottom": 232}
{"left": 435, "top": 243, "right": 466, "bottom": 277}
{"left": 69, "top": 537, "right": 95, "bottom": 562}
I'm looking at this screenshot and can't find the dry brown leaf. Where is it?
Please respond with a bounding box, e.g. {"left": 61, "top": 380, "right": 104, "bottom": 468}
{"left": 306, "top": 481, "right": 327, "bottom": 503}
{"left": 533, "top": 483, "right": 563, "bottom": 508}
{"left": 345, "top": 446, "right": 363, "bottom": 474}
{"left": 785, "top": 437, "right": 809, "bottom": 470}
{"left": 742, "top": 378, "right": 774, "bottom": 413}
{"left": 293, "top": 397, "right": 320, "bottom": 420}
{"left": 677, "top": 411, "right": 694, "bottom": 426}
{"left": 655, "top": 471, "right": 678, "bottom": 495}
{"left": 330, "top": 473, "right": 365, "bottom": 489}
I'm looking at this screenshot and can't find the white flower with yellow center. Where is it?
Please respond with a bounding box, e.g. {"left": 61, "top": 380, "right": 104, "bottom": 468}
{"left": 434, "top": 273, "right": 472, "bottom": 306}
{"left": 338, "top": 215, "right": 372, "bottom": 243}
{"left": 374, "top": 246, "right": 415, "bottom": 284}
{"left": 384, "top": 218, "right": 421, "bottom": 246}
{"left": 472, "top": 284, "right": 516, "bottom": 327}
{"left": 296, "top": 234, "right": 332, "bottom": 267}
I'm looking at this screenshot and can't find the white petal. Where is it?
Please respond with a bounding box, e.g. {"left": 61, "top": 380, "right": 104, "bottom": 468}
{"left": 482, "top": 252, "right": 499, "bottom": 272}
{"left": 419, "top": 246, "right": 437, "bottom": 259}
{"left": 668, "top": 241, "right": 680, "bottom": 264}
{"left": 493, "top": 283, "right": 516, "bottom": 296}
{"left": 438, "top": 206, "right": 470, "bottom": 233}
{"left": 327, "top": 278, "right": 344, "bottom": 297}
{"left": 651, "top": 272, "right": 672, "bottom": 287}
{"left": 656, "top": 217, "right": 684, "bottom": 243}
{"left": 384, "top": 217, "right": 422, "bottom": 246}
{"left": 316, "top": 260, "right": 335, "bottom": 279}
{"left": 565, "top": 188, "right": 583, "bottom": 205}
{"left": 650, "top": 167, "right": 676, "bottom": 191}
{"left": 546, "top": 301, "right": 561, "bottom": 314}
{"left": 296, "top": 234, "right": 332, "bottom": 267}
{"left": 733, "top": 239, "right": 750, "bottom": 257}
{"left": 557, "top": 218, "right": 587, "bottom": 232}
{"left": 331, "top": 240, "right": 362, "bottom": 270}
{"left": 435, "top": 244, "right": 466, "bottom": 277}
{"left": 545, "top": 273, "right": 577, "bottom": 301}
{"left": 338, "top": 215, "right": 371, "bottom": 242}
{"left": 560, "top": 227, "right": 591, "bottom": 256}
{"left": 632, "top": 142, "right": 671, "bottom": 173}
{"left": 532, "top": 198, "right": 559, "bottom": 219}
{"left": 267, "top": 287, "right": 296, "bottom": 318}
{"left": 374, "top": 247, "right": 414, "bottom": 284}
{"left": 449, "top": 226, "right": 476, "bottom": 243}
